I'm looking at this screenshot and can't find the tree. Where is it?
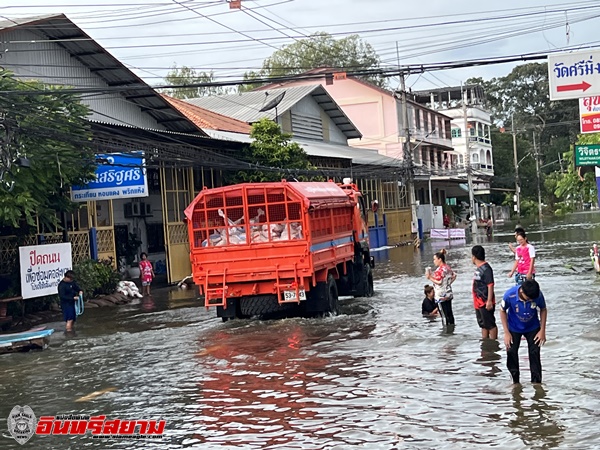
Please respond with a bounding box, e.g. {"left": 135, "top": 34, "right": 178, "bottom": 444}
{"left": 0, "top": 70, "right": 96, "bottom": 229}
{"left": 227, "top": 118, "right": 314, "bottom": 183}
{"left": 163, "top": 65, "right": 229, "bottom": 99}
{"left": 241, "top": 32, "right": 385, "bottom": 91}
{"left": 550, "top": 134, "right": 600, "bottom": 214}
{"left": 470, "top": 63, "right": 579, "bottom": 215}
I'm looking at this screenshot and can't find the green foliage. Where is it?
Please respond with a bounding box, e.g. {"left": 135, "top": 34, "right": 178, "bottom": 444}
{"left": 73, "top": 258, "right": 121, "bottom": 299}
{"left": 472, "top": 63, "right": 580, "bottom": 213}
{"left": 550, "top": 135, "right": 600, "bottom": 213}
{"left": 163, "top": 65, "right": 231, "bottom": 99}
{"left": 226, "top": 119, "right": 315, "bottom": 183}
{"left": 0, "top": 69, "right": 96, "bottom": 229}
{"left": 519, "top": 198, "right": 539, "bottom": 217}
{"left": 241, "top": 33, "right": 385, "bottom": 91}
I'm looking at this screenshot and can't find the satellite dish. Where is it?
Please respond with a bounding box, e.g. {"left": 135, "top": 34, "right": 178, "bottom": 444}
{"left": 259, "top": 91, "right": 286, "bottom": 112}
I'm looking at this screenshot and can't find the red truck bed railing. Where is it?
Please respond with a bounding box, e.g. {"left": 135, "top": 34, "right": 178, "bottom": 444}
{"left": 184, "top": 181, "right": 357, "bottom": 308}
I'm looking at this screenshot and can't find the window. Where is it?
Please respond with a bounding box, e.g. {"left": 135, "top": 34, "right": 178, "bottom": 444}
{"left": 146, "top": 223, "right": 165, "bottom": 253}
{"left": 451, "top": 128, "right": 461, "bottom": 138}
{"left": 415, "top": 109, "right": 421, "bottom": 130}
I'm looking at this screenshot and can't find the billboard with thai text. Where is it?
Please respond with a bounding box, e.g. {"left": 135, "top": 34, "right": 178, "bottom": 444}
{"left": 71, "top": 153, "right": 148, "bottom": 202}
{"left": 19, "top": 243, "right": 72, "bottom": 299}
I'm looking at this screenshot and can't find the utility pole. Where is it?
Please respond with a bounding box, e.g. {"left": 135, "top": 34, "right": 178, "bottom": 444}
{"left": 399, "top": 72, "right": 418, "bottom": 236}
{"left": 511, "top": 115, "right": 520, "bottom": 218}
{"left": 462, "top": 91, "right": 477, "bottom": 235}
{"left": 533, "top": 131, "right": 543, "bottom": 224}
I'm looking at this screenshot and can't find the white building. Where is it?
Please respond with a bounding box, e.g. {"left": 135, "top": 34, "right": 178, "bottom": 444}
{"left": 413, "top": 85, "right": 494, "bottom": 219}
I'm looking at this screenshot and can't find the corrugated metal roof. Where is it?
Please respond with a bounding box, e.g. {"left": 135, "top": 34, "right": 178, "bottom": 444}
{"left": 202, "top": 130, "right": 402, "bottom": 168}
{"left": 187, "top": 85, "right": 362, "bottom": 139}
{"left": 0, "top": 14, "right": 206, "bottom": 136}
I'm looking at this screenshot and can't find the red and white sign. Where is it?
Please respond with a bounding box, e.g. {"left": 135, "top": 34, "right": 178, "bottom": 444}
{"left": 580, "top": 96, "right": 600, "bottom": 134}
{"left": 548, "top": 50, "right": 600, "bottom": 101}
{"left": 19, "top": 243, "right": 72, "bottom": 299}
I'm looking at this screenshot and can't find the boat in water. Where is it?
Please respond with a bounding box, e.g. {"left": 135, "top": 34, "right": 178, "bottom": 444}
{"left": 0, "top": 327, "right": 54, "bottom": 354}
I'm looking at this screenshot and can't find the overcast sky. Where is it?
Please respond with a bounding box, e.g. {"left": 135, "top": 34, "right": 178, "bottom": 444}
{"left": 2, "top": 0, "right": 598, "bottom": 91}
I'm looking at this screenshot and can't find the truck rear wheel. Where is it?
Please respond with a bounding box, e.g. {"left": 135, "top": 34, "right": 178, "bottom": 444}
{"left": 326, "top": 274, "right": 339, "bottom": 315}
{"left": 239, "top": 295, "right": 296, "bottom": 317}
{"left": 365, "top": 265, "right": 374, "bottom": 297}
{"left": 354, "top": 264, "right": 374, "bottom": 298}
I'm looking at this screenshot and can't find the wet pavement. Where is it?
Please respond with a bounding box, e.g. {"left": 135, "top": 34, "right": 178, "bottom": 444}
{"left": 2, "top": 212, "right": 600, "bottom": 449}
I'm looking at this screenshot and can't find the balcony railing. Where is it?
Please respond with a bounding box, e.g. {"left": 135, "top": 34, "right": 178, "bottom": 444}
{"left": 469, "top": 136, "right": 492, "bottom": 145}
{"left": 471, "top": 163, "right": 494, "bottom": 172}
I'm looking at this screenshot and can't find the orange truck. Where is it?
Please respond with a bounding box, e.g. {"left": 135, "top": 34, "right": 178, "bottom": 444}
{"left": 184, "top": 180, "right": 374, "bottom": 320}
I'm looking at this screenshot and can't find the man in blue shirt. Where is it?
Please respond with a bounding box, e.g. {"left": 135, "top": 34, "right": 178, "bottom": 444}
{"left": 500, "top": 279, "right": 547, "bottom": 384}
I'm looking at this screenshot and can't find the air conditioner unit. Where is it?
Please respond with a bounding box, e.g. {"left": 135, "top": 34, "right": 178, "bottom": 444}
{"left": 143, "top": 203, "right": 153, "bottom": 217}
{"left": 124, "top": 202, "right": 142, "bottom": 218}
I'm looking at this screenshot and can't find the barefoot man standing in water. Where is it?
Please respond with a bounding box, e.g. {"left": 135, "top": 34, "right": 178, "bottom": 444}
{"left": 500, "top": 279, "right": 547, "bottom": 384}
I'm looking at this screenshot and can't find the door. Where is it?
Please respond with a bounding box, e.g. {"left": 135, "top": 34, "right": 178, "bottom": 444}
{"left": 89, "top": 199, "right": 117, "bottom": 265}
{"left": 160, "top": 166, "right": 194, "bottom": 284}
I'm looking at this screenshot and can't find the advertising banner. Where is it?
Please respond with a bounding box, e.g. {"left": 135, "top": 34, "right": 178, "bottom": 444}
{"left": 580, "top": 96, "right": 600, "bottom": 134}
{"left": 71, "top": 153, "right": 148, "bottom": 202}
{"left": 19, "top": 243, "right": 72, "bottom": 299}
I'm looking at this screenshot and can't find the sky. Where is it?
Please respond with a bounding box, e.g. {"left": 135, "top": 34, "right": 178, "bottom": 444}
{"left": 1, "top": 0, "right": 599, "bottom": 92}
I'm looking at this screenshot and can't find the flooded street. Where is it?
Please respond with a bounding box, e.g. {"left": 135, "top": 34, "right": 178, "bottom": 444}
{"left": 2, "top": 213, "right": 600, "bottom": 449}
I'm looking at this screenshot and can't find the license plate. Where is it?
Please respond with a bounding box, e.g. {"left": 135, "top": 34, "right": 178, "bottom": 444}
{"left": 283, "top": 289, "right": 306, "bottom": 301}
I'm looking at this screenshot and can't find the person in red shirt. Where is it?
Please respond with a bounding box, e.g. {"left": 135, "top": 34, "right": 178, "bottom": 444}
{"left": 139, "top": 252, "right": 155, "bottom": 296}
{"left": 471, "top": 245, "right": 497, "bottom": 339}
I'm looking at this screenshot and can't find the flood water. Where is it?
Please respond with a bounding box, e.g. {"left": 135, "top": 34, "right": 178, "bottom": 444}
{"left": 2, "top": 212, "right": 600, "bottom": 449}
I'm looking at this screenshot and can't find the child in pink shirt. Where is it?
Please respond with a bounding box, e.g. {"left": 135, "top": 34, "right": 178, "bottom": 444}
{"left": 508, "top": 232, "right": 535, "bottom": 285}
{"left": 139, "top": 252, "right": 155, "bottom": 296}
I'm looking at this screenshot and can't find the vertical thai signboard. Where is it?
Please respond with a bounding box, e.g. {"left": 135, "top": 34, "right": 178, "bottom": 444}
{"left": 574, "top": 145, "right": 600, "bottom": 208}
{"left": 580, "top": 96, "right": 600, "bottom": 133}
{"left": 71, "top": 153, "right": 148, "bottom": 202}
{"left": 19, "top": 243, "right": 72, "bottom": 299}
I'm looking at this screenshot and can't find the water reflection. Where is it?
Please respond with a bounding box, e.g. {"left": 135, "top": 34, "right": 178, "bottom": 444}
{"left": 509, "top": 385, "right": 564, "bottom": 449}
{"left": 2, "top": 212, "right": 600, "bottom": 449}
{"left": 191, "top": 320, "right": 379, "bottom": 448}
{"left": 141, "top": 295, "right": 156, "bottom": 312}
{"left": 475, "top": 339, "right": 502, "bottom": 378}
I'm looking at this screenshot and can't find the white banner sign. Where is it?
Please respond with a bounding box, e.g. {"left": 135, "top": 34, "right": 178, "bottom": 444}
{"left": 19, "top": 243, "right": 72, "bottom": 300}
{"left": 430, "top": 228, "right": 466, "bottom": 240}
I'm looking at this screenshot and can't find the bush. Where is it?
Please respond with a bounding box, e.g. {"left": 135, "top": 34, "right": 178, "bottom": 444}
{"left": 73, "top": 258, "right": 121, "bottom": 299}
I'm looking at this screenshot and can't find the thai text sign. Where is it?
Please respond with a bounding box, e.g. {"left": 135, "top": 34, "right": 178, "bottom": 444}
{"left": 548, "top": 49, "right": 599, "bottom": 101}
{"left": 71, "top": 153, "right": 148, "bottom": 202}
{"left": 19, "top": 243, "right": 72, "bottom": 299}
{"left": 580, "top": 96, "right": 600, "bottom": 133}
{"left": 574, "top": 145, "right": 600, "bottom": 167}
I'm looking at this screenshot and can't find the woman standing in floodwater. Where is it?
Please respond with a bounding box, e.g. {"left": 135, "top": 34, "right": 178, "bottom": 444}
{"left": 426, "top": 249, "right": 457, "bottom": 326}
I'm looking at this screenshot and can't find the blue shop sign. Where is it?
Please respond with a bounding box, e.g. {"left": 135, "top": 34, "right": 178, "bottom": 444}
{"left": 71, "top": 153, "right": 148, "bottom": 202}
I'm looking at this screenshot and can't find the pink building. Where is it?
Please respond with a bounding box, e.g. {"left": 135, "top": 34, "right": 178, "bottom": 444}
{"left": 257, "top": 69, "right": 456, "bottom": 171}
{"left": 259, "top": 71, "right": 462, "bottom": 231}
